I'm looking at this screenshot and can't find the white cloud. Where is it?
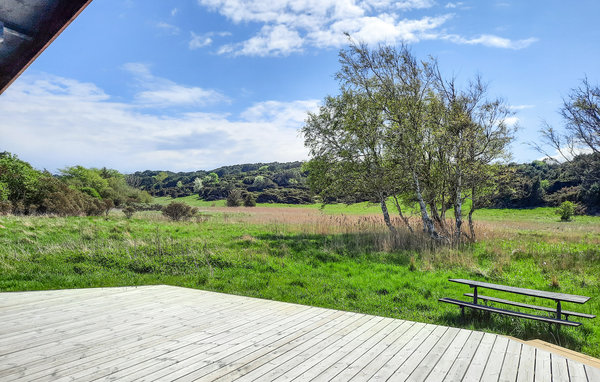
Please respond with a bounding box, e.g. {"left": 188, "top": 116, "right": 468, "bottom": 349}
{"left": 510, "top": 104, "right": 535, "bottom": 110}
{"left": 0, "top": 74, "right": 319, "bottom": 172}
{"left": 445, "top": 2, "right": 469, "bottom": 9}
{"left": 156, "top": 22, "right": 181, "bottom": 35}
{"left": 241, "top": 99, "right": 320, "bottom": 125}
{"left": 442, "top": 34, "right": 538, "bottom": 49}
{"left": 122, "top": 62, "right": 228, "bottom": 107}
{"left": 503, "top": 116, "right": 519, "bottom": 127}
{"left": 171, "top": 8, "right": 179, "bottom": 16}
{"left": 198, "top": 0, "right": 537, "bottom": 56}
{"left": 224, "top": 24, "right": 304, "bottom": 56}
{"left": 189, "top": 32, "right": 213, "bottom": 49}
{"left": 539, "top": 147, "right": 592, "bottom": 163}
{"left": 189, "top": 31, "right": 232, "bottom": 50}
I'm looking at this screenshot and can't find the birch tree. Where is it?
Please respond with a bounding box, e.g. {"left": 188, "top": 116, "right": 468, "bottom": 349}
{"left": 303, "top": 91, "right": 410, "bottom": 233}
{"left": 336, "top": 40, "right": 441, "bottom": 238}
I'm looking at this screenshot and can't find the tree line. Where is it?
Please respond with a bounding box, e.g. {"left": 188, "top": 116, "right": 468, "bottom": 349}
{"left": 0, "top": 152, "right": 150, "bottom": 216}
{"left": 129, "top": 162, "right": 313, "bottom": 205}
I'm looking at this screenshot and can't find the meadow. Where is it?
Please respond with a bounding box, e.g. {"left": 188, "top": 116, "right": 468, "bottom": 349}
{"left": 1, "top": 197, "right": 599, "bottom": 357}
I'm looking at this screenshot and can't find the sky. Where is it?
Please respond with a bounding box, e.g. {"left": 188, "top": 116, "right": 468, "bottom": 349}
{"left": 1, "top": 0, "right": 599, "bottom": 173}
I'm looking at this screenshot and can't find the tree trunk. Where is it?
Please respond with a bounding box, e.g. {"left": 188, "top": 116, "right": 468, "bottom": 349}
{"left": 380, "top": 196, "right": 397, "bottom": 235}
{"left": 412, "top": 171, "right": 437, "bottom": 238}
{"left": 468, "top": 186, "right": 476, "bottom": 241}
{"left": 430, "top": 201, "right": 449, "bottom": 236}
{"left": 454, "top": 175, "right": 463, "bottom": 242}
{"left": 392, "top": 195, "right": 413, "bottom": 233}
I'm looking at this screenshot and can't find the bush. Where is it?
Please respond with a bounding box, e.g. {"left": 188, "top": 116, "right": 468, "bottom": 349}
{"left": 226, "top": 189, "right": 243, "bottom": 207}
{"left": 556, "top": 201, "right": 575, "bottom": 221}
{"left": 123, "top": 205, "right": 136, "bottom": 219}
{"left": 103, "top": 199, "right": 114, "bottom": 216}
{"left": 162, "top": 202, "right": 197, "bottom": 221}
{"left": 0, "top": 201, "right": 11, "bottom": 215}
{"left": 243, "top": 193, "right": 256, "bottom": 207}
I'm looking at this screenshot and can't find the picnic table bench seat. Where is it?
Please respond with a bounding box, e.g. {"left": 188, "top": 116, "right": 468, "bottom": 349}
{"left": 463, "top": 293, "right": 596, "bottom": 320}
{"left": 439, "top": 278, "right": 594, "bottom": 327}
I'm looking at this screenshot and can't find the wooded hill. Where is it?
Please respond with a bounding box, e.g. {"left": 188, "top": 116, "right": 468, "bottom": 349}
{"left": 128, "top": 161, "right": 314, "bottom": 205}
{"left": 128, "top": 154, "right": 600, "bottom": 213}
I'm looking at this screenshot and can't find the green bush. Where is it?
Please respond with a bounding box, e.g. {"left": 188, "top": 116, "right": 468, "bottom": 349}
{"left": 123, "top": 205, "right": 136, "bottom": 219}
{"left": 226, "top": 189, "right": 243, "bottom": 207}
{"left": 556, "top": 201, "right": 575, "bottom": 221}
{"left": 0, "top": 201, "right": 11, "bottom": 215}
{"left": 162, "top": 202, "right": 197, "bottom": 221}
{"left": 243, "top": 193, "right": 256, "bottom": 207}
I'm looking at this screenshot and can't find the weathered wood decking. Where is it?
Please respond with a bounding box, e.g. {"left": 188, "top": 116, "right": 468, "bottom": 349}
{"left": 0, "top": 285, "right": 598, "bottom": 381}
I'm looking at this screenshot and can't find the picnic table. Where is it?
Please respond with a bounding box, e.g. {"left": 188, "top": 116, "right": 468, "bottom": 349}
{"left": 439, "top": 278, "right": 595, "bottom": 327}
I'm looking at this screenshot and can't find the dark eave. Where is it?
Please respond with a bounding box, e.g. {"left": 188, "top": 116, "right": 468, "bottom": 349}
{"left": 0, "top": 0, "right": 92, "bottom": 95}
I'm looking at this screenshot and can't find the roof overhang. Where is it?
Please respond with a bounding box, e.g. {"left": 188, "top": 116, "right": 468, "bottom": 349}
{"left": 0, "top": 0, "right": 92, "bottom": 95}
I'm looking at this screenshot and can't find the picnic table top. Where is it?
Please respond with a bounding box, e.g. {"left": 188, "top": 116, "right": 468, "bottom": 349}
{"left": 449, "top": 279, "right": 590, "bottom": 304}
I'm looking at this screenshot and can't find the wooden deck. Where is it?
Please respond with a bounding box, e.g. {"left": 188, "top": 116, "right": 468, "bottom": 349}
{"left": 0, "top": 285, "right": 598, "bottom": 381}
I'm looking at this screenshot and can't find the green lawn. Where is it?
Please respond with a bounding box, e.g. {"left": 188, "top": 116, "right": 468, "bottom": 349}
{"left": 1, "top": 204, "right": 599, "bottom": 357}
{"left": 155, "top": 195, "right": 600, "bottom": 223}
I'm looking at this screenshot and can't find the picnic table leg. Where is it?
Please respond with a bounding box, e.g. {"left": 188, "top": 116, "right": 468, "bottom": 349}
{"left": 556, "top": 300, "right": 562, "bottom": 320}
{"left": 472, "top": 286, "right": 478, "bottom": 304}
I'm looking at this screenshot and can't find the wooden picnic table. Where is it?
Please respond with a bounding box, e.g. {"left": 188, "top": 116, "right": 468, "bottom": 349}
{"left": 440, "top": 279, "right": 594, "bottom": 326}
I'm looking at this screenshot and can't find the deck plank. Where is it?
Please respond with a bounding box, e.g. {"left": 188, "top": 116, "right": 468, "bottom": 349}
{"left": 0, "top": 285, "right": 595, "bottom": 382}
{"left": 551, "top": 354, "right": 570, "bottom": 382}
{"left": 567, "top": 359, "right": 589, "bottom": 382}
{"left": 585, "top": 364, "right": 600, "bottom": 381}
{"left": 441, "top": 330, "right": 485, "bottom": 382}
{"left": 498, "top": 339, "right": 522, "bottom": 382}
{"left": 535, "top": 349, "right": 552, "bottom": 382}
{"left": 460, "top": 332, "right": 498, "bottom": 381}
{"left": 481, "top": 335, "right": 510, "bottom": 382}
{"left": 404, "top": 326, "right": 461, "bottom": 382}
{"left": 516, "top": 343, "right": 536, "bottom": 382}
{"left": 421, "top": 328, "right": 472, "bottom": 382}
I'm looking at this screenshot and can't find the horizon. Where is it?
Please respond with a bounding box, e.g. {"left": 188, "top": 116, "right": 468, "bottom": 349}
{"left": 1, "top": 0, "right": 599, "bottom": 173}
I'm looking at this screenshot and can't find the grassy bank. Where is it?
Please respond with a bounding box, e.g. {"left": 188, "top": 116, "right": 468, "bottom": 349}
{"left": 0, "top": 204, "right": 599, "bottom": 357}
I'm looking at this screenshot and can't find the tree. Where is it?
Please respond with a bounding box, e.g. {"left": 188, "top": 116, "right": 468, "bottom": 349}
{"left": 60, "top": 166, "right": 109, "bottom": 198}
{"left": 335, "top": 40, "right": 445, "bottom": 238}
{"left": 0, "top": 152, "right": 41, "bottom": 210}
{"left": 433, "top": 73, "right": 515, "bottom": 240}
{"left": 303, "top": 90, "right": 406, "bottom": 234}
{"left": 304, "top": 39, "right": 514, "bottom": 241}
{"left": 193, "top": 177, "right": 203, "bottom": 193}
{"left": 226, "top": 189, "right": 243, "bottom": 207}
{"left": 202, "top": 172, "right": 219, "bottom": 187}
{"left": 537, "top": 77, "right": 600, "bottom": 160}
{"left": 243, "top": 193, "right": 256, "bottom": 207}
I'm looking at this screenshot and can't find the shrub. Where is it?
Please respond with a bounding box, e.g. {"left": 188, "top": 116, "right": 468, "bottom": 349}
{"left": 123, "top": 205, "right": 136, "bottom": 219}
{"left": 0, "top": 201, "right": 11, "bottom": 215}
{"left": 103, "top": 199, "right": 114, "bottom": 216}
{"left": 243, "top": 193, "right": 256, "bottom": 207}
{"left": 556, "top": 201, "right": 575, "bottom": 221}
{"left": 226, "top": 189, "right": 243, "bottom": 207}
{"left": 162, "top": 202, "right": 197, "bottom": 221}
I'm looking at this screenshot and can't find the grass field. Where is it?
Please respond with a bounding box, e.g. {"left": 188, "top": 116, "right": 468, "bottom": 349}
{"left": 1, "top": 197, "right": 599, "bottom": 357}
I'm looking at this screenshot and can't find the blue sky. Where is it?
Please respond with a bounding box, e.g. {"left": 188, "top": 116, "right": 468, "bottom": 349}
{"left": 1, "top": 0, "right": 599, "bottom": 172}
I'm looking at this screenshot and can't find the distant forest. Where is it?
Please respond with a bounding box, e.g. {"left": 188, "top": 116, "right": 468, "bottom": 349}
{"left": 129, "top": 162, "right": 313, "bottom": 205}
{"left": 130, "top": 154, "right": 600, "bottom": 213}
{"left": 2, "top": 151, "right": 600, "bottom": 216}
